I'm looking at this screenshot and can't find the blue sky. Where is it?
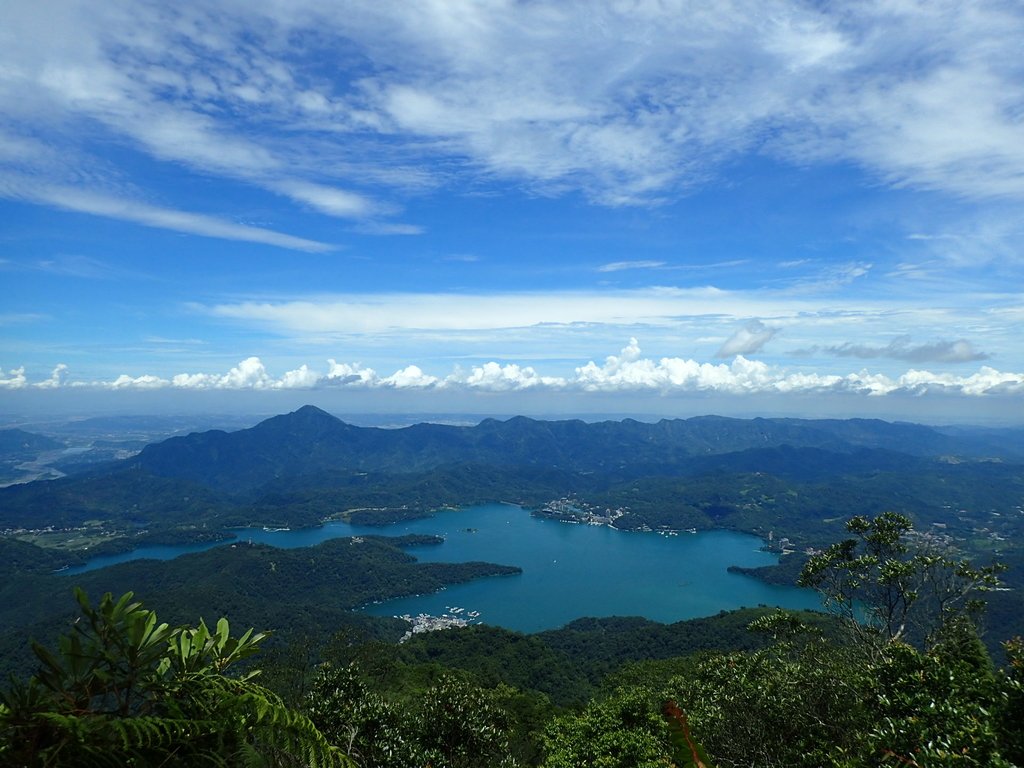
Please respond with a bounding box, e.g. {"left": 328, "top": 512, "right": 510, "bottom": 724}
{"left": 1, "top": 1, "right": 1022, "bottom": 421}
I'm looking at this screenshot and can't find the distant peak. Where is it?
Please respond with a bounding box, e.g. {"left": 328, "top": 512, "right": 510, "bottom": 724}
{"left": 256, "top": 405, "right": 344, "bottom": 430}
{"left": 505, "top": 415, "right": 536, "bottom": 424}
{"left": 292, "top": 405, "right": 346, "bottom": 425}
{"left": 293, "top": 405, "right": 333, "bottom": 418}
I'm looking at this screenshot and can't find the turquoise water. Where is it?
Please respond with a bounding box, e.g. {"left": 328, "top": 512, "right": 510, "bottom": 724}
{"left": 62, "top": 540, "right": 231, "bottom": 574}
{"left": 62, "top": 504, "right": 820, "bottom": 632}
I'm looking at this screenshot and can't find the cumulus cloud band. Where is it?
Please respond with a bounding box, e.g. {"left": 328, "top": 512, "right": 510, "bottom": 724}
{"left": 4, "top": 340, "right": 1021, "bottom": 397}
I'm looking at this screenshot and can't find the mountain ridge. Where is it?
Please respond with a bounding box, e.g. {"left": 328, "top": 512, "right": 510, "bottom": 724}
{"left": 128, "top": 406, "right": 1014, "bottom": 493}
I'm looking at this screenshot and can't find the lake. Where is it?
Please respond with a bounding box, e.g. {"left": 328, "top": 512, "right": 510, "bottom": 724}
{"left": 63, "top": 503, "right": 821, "bottom": 633}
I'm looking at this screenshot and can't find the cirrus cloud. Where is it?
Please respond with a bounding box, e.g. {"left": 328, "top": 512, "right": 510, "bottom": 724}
{"left": 0, "top": 179, "right": 334, "bottom": 253}
{"left": 598, "top": 261, "right": 666, "bottom": 273}
{"left": 3, "top": 0, "right": 1023, "bottom": 234}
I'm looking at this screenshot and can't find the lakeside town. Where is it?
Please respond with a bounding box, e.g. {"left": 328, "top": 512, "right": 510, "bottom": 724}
{"left": 533, "top": 495, "right": 842, "bottom": 558}
{"left": 534, "top": 496, "right": 704, "bottom": 536}
{"left": 532, "top": 496, "right": 630, "bottom": 527}
{"left": 396, "top": 606, "right": 482, "bottom": 643}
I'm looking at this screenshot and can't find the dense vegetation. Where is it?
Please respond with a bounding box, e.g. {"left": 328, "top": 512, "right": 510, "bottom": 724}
{"left": 3, "top": 410, "right": 1024, "bottom": 764}
{"left": 0, "top": 535, "right": 519, "bottom": 682}
{"left": 4, "top": 514, "right": 1023, "bottom": 766}
{"left": 388, "top": 608, "right": 841, "bottom": 707}
{"left": 0, "top": 589, "right": 349, "bottom": 767}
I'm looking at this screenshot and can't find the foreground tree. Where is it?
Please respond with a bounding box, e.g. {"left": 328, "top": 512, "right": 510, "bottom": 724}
{"left": 541, "top": 687, "right": 712, "bottom": 768}
{"left": 798, "top": 511, "right": 1004, "bottom": 654}
{"left": 999, "top": 636, "right": 1024, "bottom": 765}
{"left": 306, "top": 663, "right": 521, "bottom": 768}
{"left": 305, "top": 663, "right": 418, "bottom": 768}
{"left": 670, "top": 613, "right": 871, "bottom": 768}
{"left": 862, "top": 629, "right": 1007, "bottom": 767}
{"left": 674, "top": 513, "right": 1015, "bottom": 767}
{"left": 544, "top": 513, "right": 1020, "bottom": 767}
{"left": 0, "top": 589, "right": 348, "bottom": 767}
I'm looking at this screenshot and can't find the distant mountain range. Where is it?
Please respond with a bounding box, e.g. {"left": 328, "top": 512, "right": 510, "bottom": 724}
{"left": 4, "top": 406, "right": 1023, "bottom": 535}
{"left": 3, "top": 405, "right": 1023, "bottom": 652}
{"left": 0, "top": 429, "right": 63, "bottom": 457}
{"left": 128, "top": 405, "right": 1024, "bottom": 493}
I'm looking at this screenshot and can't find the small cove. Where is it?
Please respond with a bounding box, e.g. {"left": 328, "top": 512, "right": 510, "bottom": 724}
{"left": 61, "top": 503, "right": 820, "bottom": 632}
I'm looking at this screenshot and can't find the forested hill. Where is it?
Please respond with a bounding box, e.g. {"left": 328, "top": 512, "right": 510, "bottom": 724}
{"left": 0, "top": 429, "right": 63, "bottom": 454}
{"left": 3, "top": 406, "right": 1021, "bottom": 650}
{"left": 129, "top": 405, "right": 1022, "bottom": 492}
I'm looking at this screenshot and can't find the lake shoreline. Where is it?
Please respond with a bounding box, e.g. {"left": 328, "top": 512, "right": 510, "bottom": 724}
{"left": 55, "top": 502, "right": 802, "bottom": 605}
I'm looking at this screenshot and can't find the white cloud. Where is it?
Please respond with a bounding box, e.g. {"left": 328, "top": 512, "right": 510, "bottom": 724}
{"left": 5, "top": 340, "right": 1023, "bottom": 397}
{"left": 3, "top": 0, "right": 1023, "bottom": 228}
{"left": 351, "top": 222, "right": 426, "bottom": 236}
{"left": 192, "top": 287, "right": 1021, "bottom": 371}
{"left": 598, "top": 261, "right": 666, "bottom": 273}
{"left": 168, "top": 358, "right": 277, "bottom": 390}
{"left": 201, "top": 288, "right": 778, "bottom": 335}
{"left": 145, "top": 336, "right": 206, "bottom": 346}
{"left": 110, "top": 373, "right": 169, "bottom": 389}
{"left": 570, "top": 349, "right": 1023, "bottom": 397}
{"left": 575, "top": 337, "right": 647, "bottom": 387}
{"left": 273, "top": 181, "right": 380, "bottom": 219}
{"left": 221, "top": 357, "right": 274, "bottom": 389}
{"left": 121, "top": 108, "right": 281, "bottom": 179}
{"left": 35, "top": 363, "right": 69, "bottom": 389}
{"left": 0, "top": 366, "right": 27, "bottom": 389}
{"left": 575, "top": 352, "right": 779, "bottom": 394}
{"left": 0, "top": 2, "right": 413, "bottom": 240}
{"left": 0, "top": 180, "right": 334, "bottom": 252}
{"left": 455, "top": 362, "right": 565, "bottom": 391}
{"left": 892, "top": 367, "right": 1024, "bottom": 397}
{"left": 716, "top": 320, "right": 780, "bottom": 357}
{"left": 321, "top": 1, "right": 1024, "bottom": 203}
{"left": 0, "top": 313, "right": 46, "bottom": 326}
{"left": 906, "top": 216, "right": 1024, "bottom": 268}
{"left": 785, "top": 262, "right": 873, "bottom": 293}
{"left": 382, "top": 365, "right": 438, "bottom": 389}
{"left": 32, "top": 255, "right": 138, "bottom": 280}
{"left": 325, "top": 360, "right": 379, "bottom": 386}
{"left": 279, "top": 364, "right": 320, "bottom": 389}
{"left": 822, "top": 337, "right": 990, "bottom": 364}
